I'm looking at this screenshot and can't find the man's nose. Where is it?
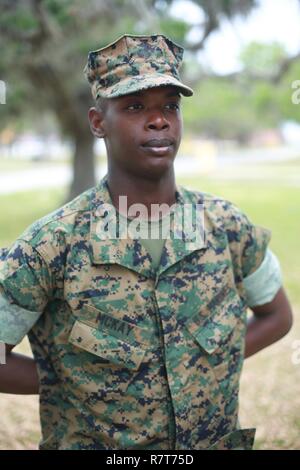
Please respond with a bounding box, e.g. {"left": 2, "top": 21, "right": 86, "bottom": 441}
{"left": 146, "top": 110, "right": 169, "bottom": 130}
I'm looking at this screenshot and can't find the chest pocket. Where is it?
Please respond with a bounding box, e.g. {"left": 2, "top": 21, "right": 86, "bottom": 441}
{"left": 67, "top": 318, "right": 147, "bottom": 400}
{"left": 185, "top": 288, "right": 247, "bottom": 397}
{"left": 69, "top": 319, "right": 146, "bottom": 370}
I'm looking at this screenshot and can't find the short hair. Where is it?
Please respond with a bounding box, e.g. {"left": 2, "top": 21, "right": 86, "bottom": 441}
{"left": 96, "top": 96, "right": 107, "bottom": 113}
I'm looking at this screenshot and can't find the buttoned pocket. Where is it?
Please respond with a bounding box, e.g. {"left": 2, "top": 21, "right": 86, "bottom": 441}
{"left": 69, "top": 319, "right": 146, "bottom": 370}
{"left": 185, "top": 289, "right": 247, "bottom": 397}
{"left": 65, "top": 318, "right": 147, "bottom": 403}
{"left": 181, "top": 294, "right": 249, "bottom": 449}
{"left": 207, "top": 428, "right": 256, "bottom": 450}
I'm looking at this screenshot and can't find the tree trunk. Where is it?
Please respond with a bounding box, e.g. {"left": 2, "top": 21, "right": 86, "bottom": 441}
{"left": 67, "top": 130, "right": 96, "bottom": 202}
{"left": 24, "top": 62, "right": 97, "bottom": 202}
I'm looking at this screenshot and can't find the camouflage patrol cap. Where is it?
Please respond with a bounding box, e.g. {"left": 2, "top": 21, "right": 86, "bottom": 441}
{"left": 84, "top": 34, "right": 193, "bottom": 99}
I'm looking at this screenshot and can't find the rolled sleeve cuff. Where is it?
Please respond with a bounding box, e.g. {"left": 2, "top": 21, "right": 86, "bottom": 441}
{"left": 0, "top": 293, "right": 42, "bottom": 345}
{"left": 243, "top": 248, "right": 282, "bottom": 307}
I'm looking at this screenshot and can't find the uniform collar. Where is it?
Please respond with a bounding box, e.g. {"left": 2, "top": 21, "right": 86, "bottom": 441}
{"left": 90, "top": 175, "right": 208, "bottom": 279}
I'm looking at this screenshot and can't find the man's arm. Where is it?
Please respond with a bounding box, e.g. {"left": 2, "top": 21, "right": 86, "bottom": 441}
{"left": 0, "top": 343, "right": 39, "bottom": 394}
{"left": 245, "top": 287, "right": 293, "bottom": 359}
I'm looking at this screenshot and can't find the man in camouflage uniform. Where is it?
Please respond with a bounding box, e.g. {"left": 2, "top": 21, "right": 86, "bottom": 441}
{"left": 0, "top": 35, "right": 293, "bottom": 450}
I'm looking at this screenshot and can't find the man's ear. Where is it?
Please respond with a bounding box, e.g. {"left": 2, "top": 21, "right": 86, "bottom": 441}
{"left": 88, "top": 107, "right": 106, "bottom": 138}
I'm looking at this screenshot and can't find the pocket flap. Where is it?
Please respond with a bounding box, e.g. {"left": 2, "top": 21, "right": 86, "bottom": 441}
{"left": 185, "top": 290, "right": 243, "bottom": 354}
{"left": 69, "top": 319, "right": 146, "bottom": 370}
{"left": 191, "top": 315, "right": 237, "bottom": 354}
{"left": 208, "top": 428, "right": 256, "bottom": 450}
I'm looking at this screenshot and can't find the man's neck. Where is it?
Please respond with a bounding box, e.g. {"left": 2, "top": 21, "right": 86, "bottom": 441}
{"left": 107, "top": 170, "right": 177, "bottom": 217}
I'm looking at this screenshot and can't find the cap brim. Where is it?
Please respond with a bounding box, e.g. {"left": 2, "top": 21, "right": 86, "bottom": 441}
{"left": 94, "top": 73, "right": 193, "bottom": 99}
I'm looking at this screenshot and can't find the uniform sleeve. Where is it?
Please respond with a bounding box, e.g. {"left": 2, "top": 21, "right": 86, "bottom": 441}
{"left": 0, "top": 292, "right": 42, "bottom": 345}
{"left": 242, "top": 248, "right": 282, "bottom": 307}
{"left": 0, "top": 240, "right": 52, "bottom": 344}
{"left": 222, "top": 200, "right": 272, "bottom": 292}
{"left": 239, "top": 219, "right": 271, "bottom": 279}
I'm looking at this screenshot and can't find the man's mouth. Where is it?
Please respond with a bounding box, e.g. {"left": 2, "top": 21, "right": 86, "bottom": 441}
{"left": 141, "top": 138, "right": 174, "bottom": 156}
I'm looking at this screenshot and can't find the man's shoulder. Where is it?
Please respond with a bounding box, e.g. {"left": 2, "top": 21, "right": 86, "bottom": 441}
{"left": 17, "top": 185, "right": 97, "bottom": 245}
{"left": 178, "top": 185, "right": 248, "bottom": 228}
{"left": 179, "top": 184, "right": 236, "bottom": 207}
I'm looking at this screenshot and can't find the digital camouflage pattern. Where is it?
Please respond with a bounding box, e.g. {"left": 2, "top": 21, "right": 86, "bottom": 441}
{"left": 0, "top": 175, "right": 270, "bottom": 450}
{"left": 84, "top": 34, "right": 194, "bottom": 99}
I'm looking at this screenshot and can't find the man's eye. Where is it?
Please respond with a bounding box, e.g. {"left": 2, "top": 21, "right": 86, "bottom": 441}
{"left": 127, "top": 103, "right": 143, "bottom": 110}
{"left": 166, "top": 103, "right": 180, "bottom": 110}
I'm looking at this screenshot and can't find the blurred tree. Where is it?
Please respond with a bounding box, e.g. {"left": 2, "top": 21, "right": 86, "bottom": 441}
{"left": 239, "top": 41, "right": 288, "bottom": 80}
{"left": 0, "top": 0, "right": 259, "bottom": 199}
{"left": 237, "top": 41, "right": 287, "bottom": 132}
{"left": 160, "top": 0, "right": 258, "bottom": 50}
{"left": 182, "top": 41, "right": 291, "bottom": 142}
{"left": 182, "top": 78, "right": 264, "bottom": 143}
{"left": 0, "top": 0, "right": 143, "bottom": 199}
{"left": 275, "top": 60, "right": 300, "bottom": 124}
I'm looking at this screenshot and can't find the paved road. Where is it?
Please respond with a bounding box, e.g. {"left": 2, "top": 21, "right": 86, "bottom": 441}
{"left": 0, "top": 146, "right": 299, "bottom": 195}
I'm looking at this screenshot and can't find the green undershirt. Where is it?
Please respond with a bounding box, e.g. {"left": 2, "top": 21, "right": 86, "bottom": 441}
{"left": 118, "top": 211, "right": 174, "bottom": 270}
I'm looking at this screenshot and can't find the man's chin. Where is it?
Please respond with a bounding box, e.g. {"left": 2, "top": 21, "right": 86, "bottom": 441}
{"left": 139, "top": 156, "right": 176, "bottom": 180}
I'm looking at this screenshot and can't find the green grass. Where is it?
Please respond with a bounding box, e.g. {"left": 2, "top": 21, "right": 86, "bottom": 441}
{"left": 0, "top": 158, "right": 69, "bottom": 174}
{"left": 0, "top": 188, "right": 65, "bottom": 247}
{"left": 0, "top": 159, "right": 39, "bottom": 173}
